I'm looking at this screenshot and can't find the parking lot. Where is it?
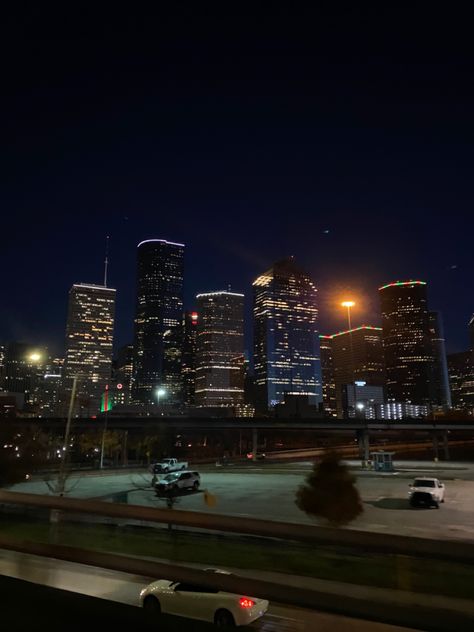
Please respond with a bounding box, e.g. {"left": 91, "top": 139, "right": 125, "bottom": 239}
{"left": 10, "top": 460, "right": 474, "bottom": 541}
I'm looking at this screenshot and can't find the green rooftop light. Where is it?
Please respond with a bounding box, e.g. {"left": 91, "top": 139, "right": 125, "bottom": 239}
{"left": 319, "top": 325, "right": 383, "bottom": 340}
{"left": 378, "top": 280, "right": 427, "bottom": 291}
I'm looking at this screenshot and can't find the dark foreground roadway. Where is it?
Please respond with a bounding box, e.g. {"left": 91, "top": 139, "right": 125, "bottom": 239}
{"left": 0, "top": 550, "right": 417, "bottom": 632}
{"left": 0, "top": 574, "right": 215, "bottom": 632}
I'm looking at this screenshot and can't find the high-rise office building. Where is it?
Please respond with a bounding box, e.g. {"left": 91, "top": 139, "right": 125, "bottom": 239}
{"left": 448, "top": 315, "right": 474, "bottom": 413}
{"left": 195, "top": 292, "right": 245, "bottom": 407}
{"left": 253, "top": 257, "right": 323, "bottom": 412}
{"left": 379, "top": 280, "right": 434, "bottom": 407}
{"left": 448, "top": 351, "right": 474, "bottom": 412}
{"left": 36, "top": 357, "right": 63, "bottom": 416}
{"left": 63, "top": 283, "right": 116, "bottom": 414}
{"left": 113, "top": 344, "right": 134, "bottom": 406}
{"left": 1, "top": 342, "right": 47, "bottom": 410}
{"left": 132, "top": 239, "right": 184, "bottom": 406}
{"left": 429, "top": 311, "right": 452, "bottom": 410}
{"left": 319, "top": 336, "right": 337, "bottom": 417}
{"left": 342, "top": 382, "right": 385, "bottom": 419}
{"left": 181, "top": 311, "right": 198, "bottom": 407}
{"left": 321, "top": 325, "right": 385, "bottom": 418}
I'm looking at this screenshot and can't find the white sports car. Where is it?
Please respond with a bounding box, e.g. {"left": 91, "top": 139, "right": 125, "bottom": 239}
{"left": 139, "top": 569, "right": 269, "bottom": 627}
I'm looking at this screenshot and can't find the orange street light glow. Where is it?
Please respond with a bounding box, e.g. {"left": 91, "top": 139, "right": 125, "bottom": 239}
{"left": 341, "top": 301, "right": 355, "bottom": 308}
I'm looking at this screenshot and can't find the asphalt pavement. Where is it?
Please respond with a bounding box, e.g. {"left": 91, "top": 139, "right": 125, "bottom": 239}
{"left": 9, "top": 460, "right": 474, "bottom": 540}
{"left": 0, "top": 548, "right": 417, "bottom": 632}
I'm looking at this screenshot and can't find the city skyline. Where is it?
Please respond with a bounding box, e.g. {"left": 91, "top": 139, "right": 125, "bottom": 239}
{"left": 1, "top": 239, "right": 473, "bottom": 360}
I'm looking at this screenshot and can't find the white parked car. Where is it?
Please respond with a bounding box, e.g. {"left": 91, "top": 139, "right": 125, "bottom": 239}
{"left": 150, "top": 458, "right": 188, "bottom": 474}
{"left": 408, "top": 477, "right": 445, "bottom": 508}
{"left": 154, "top": 470, "right": 200, "bottom": 494}
{"left": 139, "top": 569, "right": 269, "bottom": 627}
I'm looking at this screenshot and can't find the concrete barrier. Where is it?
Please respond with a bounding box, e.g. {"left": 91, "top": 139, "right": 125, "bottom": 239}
{"left": 1, "top": 489, "right": 473, "bottom": 563}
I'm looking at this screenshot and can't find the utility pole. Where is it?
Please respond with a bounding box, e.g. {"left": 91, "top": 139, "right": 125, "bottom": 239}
{"left": 56, "top": 376, "right": 78, "bottom": 496}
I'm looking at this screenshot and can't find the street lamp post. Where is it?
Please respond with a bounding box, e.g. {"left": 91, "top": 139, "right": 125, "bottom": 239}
{"left": 57, "top": 376, "right": 78, "bottom": 496}
{"left": 156, "top": 388, "right": 166, "bottom": 416}
{"left": 341, "top": 301, "right": 356, "bottom": 384}
{"left": 99, "top": 384, "right": 110, "bottom": 470}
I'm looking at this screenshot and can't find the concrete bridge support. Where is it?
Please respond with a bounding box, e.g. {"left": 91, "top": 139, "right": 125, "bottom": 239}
{"left": 356, "top": 429, "right": 370, "bottom": 467}
{"left": 432, "top": 432, "right": 439, "bottom": 461}
{"left": 443, "top": 430, "right": 450, "bottom": 461}
{"left": 252, "top": 427, "right": 258, "bottom": 463}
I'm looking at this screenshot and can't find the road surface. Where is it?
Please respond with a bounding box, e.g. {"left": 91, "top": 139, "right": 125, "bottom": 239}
{"left": 10, "top": 460, "right": 474, "bottom": 540}
{"left": 0, "top": 548, "right": 417, "bottom": 632}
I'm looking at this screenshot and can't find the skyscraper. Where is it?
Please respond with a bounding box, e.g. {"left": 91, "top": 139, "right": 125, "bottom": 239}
{"left": 195, "top": 292, "right": 245, "bottom": 407}
{"left": 379, "top": 280, "right": 434, "bottom": 407}
{"left": 321, "top": 325, "right": 385, "bottom": 418}
{"left": 253, "top": 257, "right": 323, "bottom": 412}
{"left": 448, "top": 351, "right": 474, "bottom": 412}
{"left": 181, "top": 310, "right": 198, "bottom": 407}
{"left": 448, "top": 315, "right": 474, "bottom": 413}
{"left": 1, "top": 342, "right": 47, "bottom": 410}
{"left": 319, "top": 336, "right": 337, "bottom": 417}
{"left": 113, "top": 344, "right": 134, "bottom": 406}
{"left": 429, "top": 311, "right": 452, "bottom": 410}
{"left": 132, "top": 239, "right": 184, "bottom": 406}
{"left": 63, "top": 283, "right": 116, "bottom": 414}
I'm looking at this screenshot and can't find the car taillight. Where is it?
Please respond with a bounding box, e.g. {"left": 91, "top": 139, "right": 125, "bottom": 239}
{"left": 239, "top": 598, "right": 255, "bottom": 608}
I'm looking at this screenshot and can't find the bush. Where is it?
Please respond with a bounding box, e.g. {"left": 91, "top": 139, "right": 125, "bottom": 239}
{"left": 295, "top": 452, "right": 363, "bottom": 526}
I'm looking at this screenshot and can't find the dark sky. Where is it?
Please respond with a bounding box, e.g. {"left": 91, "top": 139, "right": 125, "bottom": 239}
{"left": 1, "top": 6, "right": 473, "bottom": 357}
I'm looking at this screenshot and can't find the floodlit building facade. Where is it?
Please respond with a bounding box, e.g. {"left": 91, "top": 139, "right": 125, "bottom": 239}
{"left": 429, "top": 311, "right": 452, "bottom": 410}
{"left": 63, "top": 283, "right": 116, "bottom": 414}
{"left": 319, "top": 335, "right": 337, "bottom": 417}
{"left": 379, "top": 280, "right": 434, "bottom": 407}
{"left": 253, "top": 257, "right": 323, "bottom": 412}
{"left": 195, "top": 292, "right": 245, "bottom": 407}
{"left": 321, "top": 325, "right": 385, "bottom": 418}
{"left": 181, "top": 310, "right": 199, "bottom": 407}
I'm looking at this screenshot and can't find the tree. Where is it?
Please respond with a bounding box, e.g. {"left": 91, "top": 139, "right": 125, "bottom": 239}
{"left": 295, "top": 452, "right": 363, "bottom": 526}
{"left": 0, "top": 425, "right": 49, "bottom": 488}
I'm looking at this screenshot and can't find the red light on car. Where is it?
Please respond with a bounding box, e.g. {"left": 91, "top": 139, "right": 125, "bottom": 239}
{"left": 246, "top": 453, "right": 253, "bottom": 459}
{"left": 239, "top": 598, "right": 255, "bottom": 608}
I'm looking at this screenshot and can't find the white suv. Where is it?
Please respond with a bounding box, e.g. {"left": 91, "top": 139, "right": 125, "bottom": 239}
{"left": 155, "top": 470, "right": 200, "bottom": 495}
{"left": 408, "top": 477, "right": 445, "bottom": 508}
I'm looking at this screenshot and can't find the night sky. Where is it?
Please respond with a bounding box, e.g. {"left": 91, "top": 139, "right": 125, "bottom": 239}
{"left": 1, "top": 6, "right": 473, "bottom": 357}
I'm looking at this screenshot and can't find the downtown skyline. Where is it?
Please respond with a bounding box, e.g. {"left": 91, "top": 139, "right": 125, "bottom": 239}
{"left": 0, "top": 234, "right": 472, "bottom": 359}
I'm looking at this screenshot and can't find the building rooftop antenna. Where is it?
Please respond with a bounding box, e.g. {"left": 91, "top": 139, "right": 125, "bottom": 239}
{"left": 104, "top": 235, "right": 110, "bottom": 287}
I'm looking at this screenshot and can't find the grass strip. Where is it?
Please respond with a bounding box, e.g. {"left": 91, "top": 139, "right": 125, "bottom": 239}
{"left": 1, "top": 514, "right": 474, "bottom": 601}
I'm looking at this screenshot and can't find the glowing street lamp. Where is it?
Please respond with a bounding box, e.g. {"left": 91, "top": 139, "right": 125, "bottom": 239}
{"left": 341, "top": 301, "right": 356, "bottom": 329}
{"left": 156, "top": 388, "right": 167, "bottom": 414}
{"left": 28, "top": 352, "right": 42, "bottom": 363}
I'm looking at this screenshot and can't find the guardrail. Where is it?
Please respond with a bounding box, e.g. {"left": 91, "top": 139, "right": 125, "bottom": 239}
{"left": 1, "top": 489, "right": 474, "bottom": 563}
{"left": 0, "top": 534, "right": 472, "bottom": 632}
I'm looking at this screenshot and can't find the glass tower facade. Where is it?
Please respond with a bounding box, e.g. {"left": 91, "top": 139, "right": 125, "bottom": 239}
{"left": 429, "top": 311, "right": 452, "bottom": 410}
{"left": 379, "top": 280, "right": 434, "bottom": 407}
{"left": 195, "top": 292, "right": 245, "bottom": 407}
{"left": 321, "top": 325, "right": 385, "bottom": 418}
{"left": 64, "top": 283, "right": 116, "bottom": 414}
{"left": 181, "top": 310, "right": 199, "bottom": 407}
{"left": 253, "top": 257, "right": 323, "bottom": 412}
{"left": 132, "top": 239, "right": 184, "bottom": 406}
